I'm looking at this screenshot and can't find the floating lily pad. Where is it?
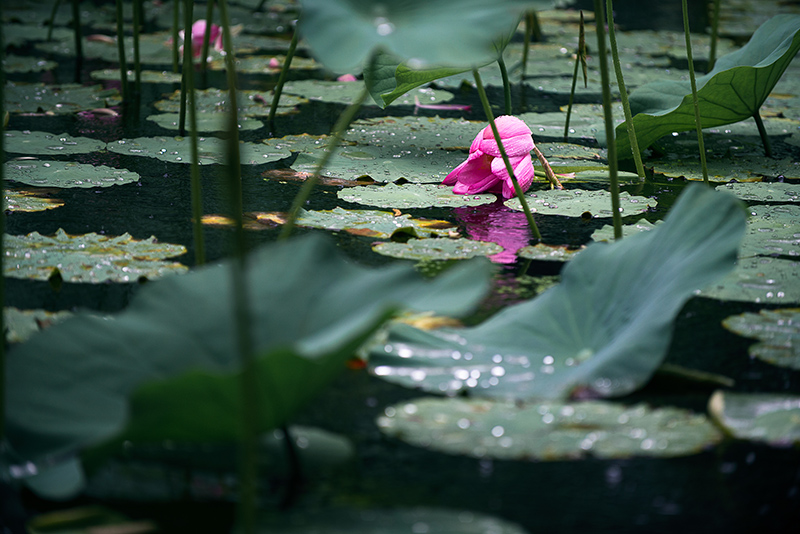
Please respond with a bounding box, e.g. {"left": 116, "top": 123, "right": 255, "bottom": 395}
{"left": 208, "top": 54, "right": 320, "bottom": 74}
{"left": 295, "top": 208, "right": 456, "bottom": 239}
{"left": 4, "top": 131, "right": 106, "bottom": 155}
{"left": 369, "top": 186, "right": 746, "bottom": 400}
{"left": 34, "top": 34, "right": 176, "bottom": 65}
{"left": 517, "top": 243, "right": 585, "bottom": 262}
{"left": 146, "top": 112, "right": 264, "bottom": 132}
{"left": 739, "top": 204, "right": 800, "bottom": 258}
{"left": 373, "top": 238, "right": 502, "bottom": 261}
{"left": 722, "top": 308, "right": 800, "bottom": 369}
{"left": 154, "top": 88, "right": 307, "bottom": 117}
{"left": 377, "top": 397, "right": 722, "bottom": 460}
{"left": 91, "top": 68, "right": 183, "bottom": 84}
{"left": 699, "top": 256, "right": 800, "bottom": 303}
{"left": 652, "top": 155, "right": 800, "bottom": 182}
{"left": 566, "top": 170, "right": 643, "bottom": 186}
{"left": 294, "top": 145, "right": 464, "bottom": 184}
{"left": 716, "top": 181, "right": 800, "bottom": 203}
{"left": 527, "top": 142, "right": 609, "bottom": 174}
{"left": 255, "top": 506, "right": 528, "bottom": 534}
{"left": 2, "top": 54, "right": 57, "bottom": 73}
{"left": 4, "top": 82, "right": 120, "bottom": 114}
{"left": 346, "top": 116, "right": 482, "bottom": 150}
{"left": 5, "top": 161, "right": 139, "bottom": 188}
{"left": 4, "top": 191, "right": 64, "bottom": 212}
{"left": 2, "top": 24, "right": 73, "bottom": 47}
{"left": 106, "top": 136, "right": 291, "bottom": 165}
{"left": 505, "top": 189, "right": 653, "bottom": 218}
{"left": 4, "top": 229, "right": 188, "bottom": 283}
{"left": 339, "top": 183, "right": 496, "bottom": 209}
{"left": 708, "top": 390, "right": 800, "bottom": 446}
{"left": 284, "top": 81, "right": 455, "bottom": 107}
{"left": 4, "top": 308, "right": 74, "bottom": 344}
{"left": 591, "top": 219, "right": 662, "bottom": 242}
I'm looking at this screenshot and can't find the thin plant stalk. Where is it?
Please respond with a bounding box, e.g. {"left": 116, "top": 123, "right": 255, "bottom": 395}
{"left": 279, "top": 84, "right": 369, "bottom": 239}
{"left": 183, "top": 0, "right": 205, "bottom": 266}
{"left": 708, "top": 0, "right": 721, "bottom": 71}
{"left": 171, "top": 0, "right": 180, "bottom": 72}
{"left": 473, "top": 69, "right": 541, "bottom": 242}
{"left": 115, "top": 0, "right": 128, "bottom": 104}
{"left": 217, "top": 2, "right": 259, "bottom": 532}
{"left": 268, "top": 31, "right": 299, "bottom": 135}
{"left": 178, "top": 1, "right": 193, "bottom": 136}
{"left": 521, "top": 11, "right": 533, "bottom": 80}
{"left": 0, "top": 0, "right": 6, "bottom": 442}
{"left": 497, "top": 56, "right": 512, "bottom": 116}
{"left": 564, "top": 11, "right": 587, "bottom": 142}
{"left": 606, "top": 0, "right": 645, "bottom": 178}
{"left": 132, "top": 0, "right": 143, "bottom": 97}
{"left": 753, "top": 112, "right": 773, "bottom": 158}
{"left": 682, "top": 0, "right": 709, "bottom": 184}
{"left": 46, "top": 0, "right": 62, "bottom": 41}
{"left": 593, "top": 0, "right": 622, "bottom": 239}
{"left": 201, "top": 0, "right": 215, "bottom": 76}
{"left": 70, "top": 0, "right": 83, "bottom": 82}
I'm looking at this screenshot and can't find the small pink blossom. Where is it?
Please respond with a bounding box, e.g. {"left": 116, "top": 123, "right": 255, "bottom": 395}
{"left": 337, "top": 74, "right": 358, "bottom": 82}
{"left": 178, "top": 20, "right": 224, "bottom": 57}
{"left": 443, "top": 116, "right": 535, "bottom": 199}
{"left": 269, "top": 57, "right": 281, "bottom": 68}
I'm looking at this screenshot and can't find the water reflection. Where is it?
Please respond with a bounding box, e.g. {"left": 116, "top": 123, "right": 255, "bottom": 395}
{"left": 453, "top": 200, "right": 532, "bottom": 264}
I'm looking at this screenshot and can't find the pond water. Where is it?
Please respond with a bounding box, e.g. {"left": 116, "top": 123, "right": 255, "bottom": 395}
{"left": 3, "top": 1, "right": 800, "bottom": 533}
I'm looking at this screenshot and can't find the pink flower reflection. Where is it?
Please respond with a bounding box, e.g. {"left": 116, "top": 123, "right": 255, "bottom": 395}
{"left": 454, "top": 201, "right": 534, "bottom": 264}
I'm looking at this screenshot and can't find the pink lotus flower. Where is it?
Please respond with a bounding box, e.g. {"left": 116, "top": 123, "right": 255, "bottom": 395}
{"left": 443, "top": 115, "right": 535, "bottom": 199}
{"left": 179, "top": 20, "right": 224, "bottom": 57}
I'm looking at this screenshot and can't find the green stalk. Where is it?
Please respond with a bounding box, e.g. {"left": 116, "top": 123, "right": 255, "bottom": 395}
{"left": 564, "top": 11, "right": 587, "bottom": 142}
{"left": 70, "top": 0, "right": 83, "bottom": 82}
{"left": 201, "top": 0, "right": 215, "bottom": 76}
{"left": 279, "top": 83, "right": 369, "bottom": 239}
{"left": 46, "top": 0, "right": 62, "bottom": 41}
{"left": 132, "top": 0, "right": 142, "bottom": 98}
{"left": 115, "top": 0, "right": 128, "bottom": 104}
{"left": 171, "top": 0, "right": 180, "bottom": 72}
{"left": 0, "top": 0, "right": 6, "bottom": 442}
{"left": 593, "top": 0, "right": 622, "bottom": 239}
{"left": 473, "top": 69, "right": 541, "bottom": 242}
{"left": 178, "top": 1, "right": 193, "bottom": 136}
{"left": 708, "top": 0, "right": 721, "bottom": 71}
{"left": 183, "top": 0, "right": 205, "bottom": 266}
{"left": 521, "top": 11, "right": 532, "bottom": 80}
{"left": 218, "top": 2, "right": 258, "bottom": 532}
{"left": 606, "top": 0, "right": 645, "bottom": 178}
{"left": 753, "top": 111, "right": 773, "bottom": 158}
{"left": 682, "top": 0, "right": 709, "bottom": 184}
{"left": 497, "top": 56, "right": 512, "bottom": 116}
{"left": 268, "top": 31, "right": 299, "bottom": 135}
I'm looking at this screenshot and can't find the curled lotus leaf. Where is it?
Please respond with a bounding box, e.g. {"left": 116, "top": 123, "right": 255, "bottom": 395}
{"left": 4, "top": 229, "right": 188, "bottom": 283}
{"left": 505, "top": 188, "right": 653, "bottom": 218}
{"left": 4, "top": 161, "right": 139, "bottom": 188}
{"left": 377, "top": 397, "right": 722, "bottom": 460}
{"left": 709, "top": 390, "right": 800, "bottom": 446}
{"left": 338, "top": 183, "right": 496, "bottom": 209}
{"left": 373, "top": 238, "right": 502, "bottom": 261}
{"left": 4, "top": 82, "right": 120, "bottom": 114}
{"left": 722, "top": 308, "right": 800, "bottom": 369}
{"left": 4, "top": 131, "right": 106, "bottom": 155}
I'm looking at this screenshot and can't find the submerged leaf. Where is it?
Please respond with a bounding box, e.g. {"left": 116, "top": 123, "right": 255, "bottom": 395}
{"left": 370, "top": 185, "right": 746, "bottom": 400}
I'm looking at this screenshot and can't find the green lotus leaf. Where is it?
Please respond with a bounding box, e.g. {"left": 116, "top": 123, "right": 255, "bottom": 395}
{"left": 505, "top": 188, "right": 653, "bottom": 218}
{"left": 295, "top": 147, "right": 465, "bottom": 184}
{"left": 591, "top": 219, "right": 662, "bottom": 242}
{"left": 616, "top": 15, "right": 800, "bottom": 157}
{"left": 4, "top": 82, "right": 120, "bottom": 114}
{"left": 652, "top": 155, "right": 800, "bottom": 182}
{"left": 295, "top": 207, "right": 457, "bottom": 239}
{"left": 254, "top": 506, "right": 528, "bottom": 534}
{"left": 517, "top": 243, "right": 585, "bottom": 262}
{"left": 4, "top": 308, "right": 74, "bottom": 344}
{"left": 2, "top": 53, "right": 57, "bottom": 73}
{"left": 377, "top": 397, "right": 722, "bottom": 460}
{"left": 2, "top": 24, "right": 73, "bottom": 47}
{"left": 208, "top": 54, "right": 320, "bottom": 74}
{"left": 4, "top": 190, "right": 64, "bottom": 212}
{"left": 106, "top": 136, "right": 292, "bottom": 165}
{"left": 722, "top": 308, "right": 800, "bottom": 369}
{"left": 282, "top": 80, "right": 454, "bottom": 107}
{"left": 34, "top": 34, "right": 179, "bottom": 65}
{"left": 709, "top": 390, "right": 800, "bottom": 446}
{"left": 5, "top": 161, "right": 139, "bottom": 188}
{"left": 4, "top": 131, "right": 106, "bottom": 155}
{"left": 154, "top": 88, "right": 307, "bottom": 117}
{"left": 346, "top": 116, "right": 482, "bottom": 150}
{"left": 526, "top": 142, "right": 609, "bottom": 174}
{"left": 739, "top": 204, "right": 800, "bottom": 257}
{"left": 4, "top": 229, "right": 188, "bottom": 283}
{"left": 338, "top": 183, "right": 497, "bottom": 209}
{"left": 373, "top": 238, "right": 503, "bottom": 261}
{"left": 369, "top": 185, "right": 746, "bottom": 400}
{"left": 91, "top": 68, "right": 183, "bottom": 84}
{"left": 715, "top": 182, "right": 800, "bottom": 203}
{"left": 700, "top": 256, "right": 800, "bottom": 303}
{"left": 6, "top": 234, "right": 492, "bottom": 497}
{"left": 297, "top": 0, "right": 533, "bottom": 73}
{"left": 146, "top": 112, "right": 264, "bottom": 132}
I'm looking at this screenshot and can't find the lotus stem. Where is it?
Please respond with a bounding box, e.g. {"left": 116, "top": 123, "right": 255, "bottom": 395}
{"left": 279, "top": 83, "right": 369, "bottom": 239}
{"left": 521, "top": 12, "right": 533, "bottom": 80}
{"left": 498, "top": 56, "right": 512, "bottom": 116}
{"left": 753, "top": 111, "right": 773, "bottom": 158}
{"left": 533, "top": 146, "right": 563, "bottom": 189}
{"left": 592, "top": 0, "right": 622, "bottom": 239}
{"left": 0, "top": 0, "right": 6, "bottom": 441}
{"left": 132, "top": 0, "right": 143, "bottom": 98}
{"left": 46, "top": 0, "right": 62, "bottom": 41}
{"left": 564, "top": 11, "right": 586, "bottom": 142}
{"left": 682, "top": 0, "right": 709, "bottom": 184}
{"left": 201, "top": 0, "right": 215, "bottom": 77}
{"left": 708, "top": 0, "right": 721, "bottom": 71}
{"left": 268, "top": 31, "right": 299, "bottom": 136}
{"left": 70, "top": 0, "right": 83, "bottom": 82}
{"left": 606, "top": 0, "right": 645, "bottom": 178}
{"left": 115, "top": 0, "right": 128, "bottom": 104}
{"left": 182, "top": 0, "right": 205, "bottom": 266}
{"left": 171, "top": 0, "right": 180, "bottom": 72}
{"left": 473, "top": 69, "right": 542, "bottom": 242}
